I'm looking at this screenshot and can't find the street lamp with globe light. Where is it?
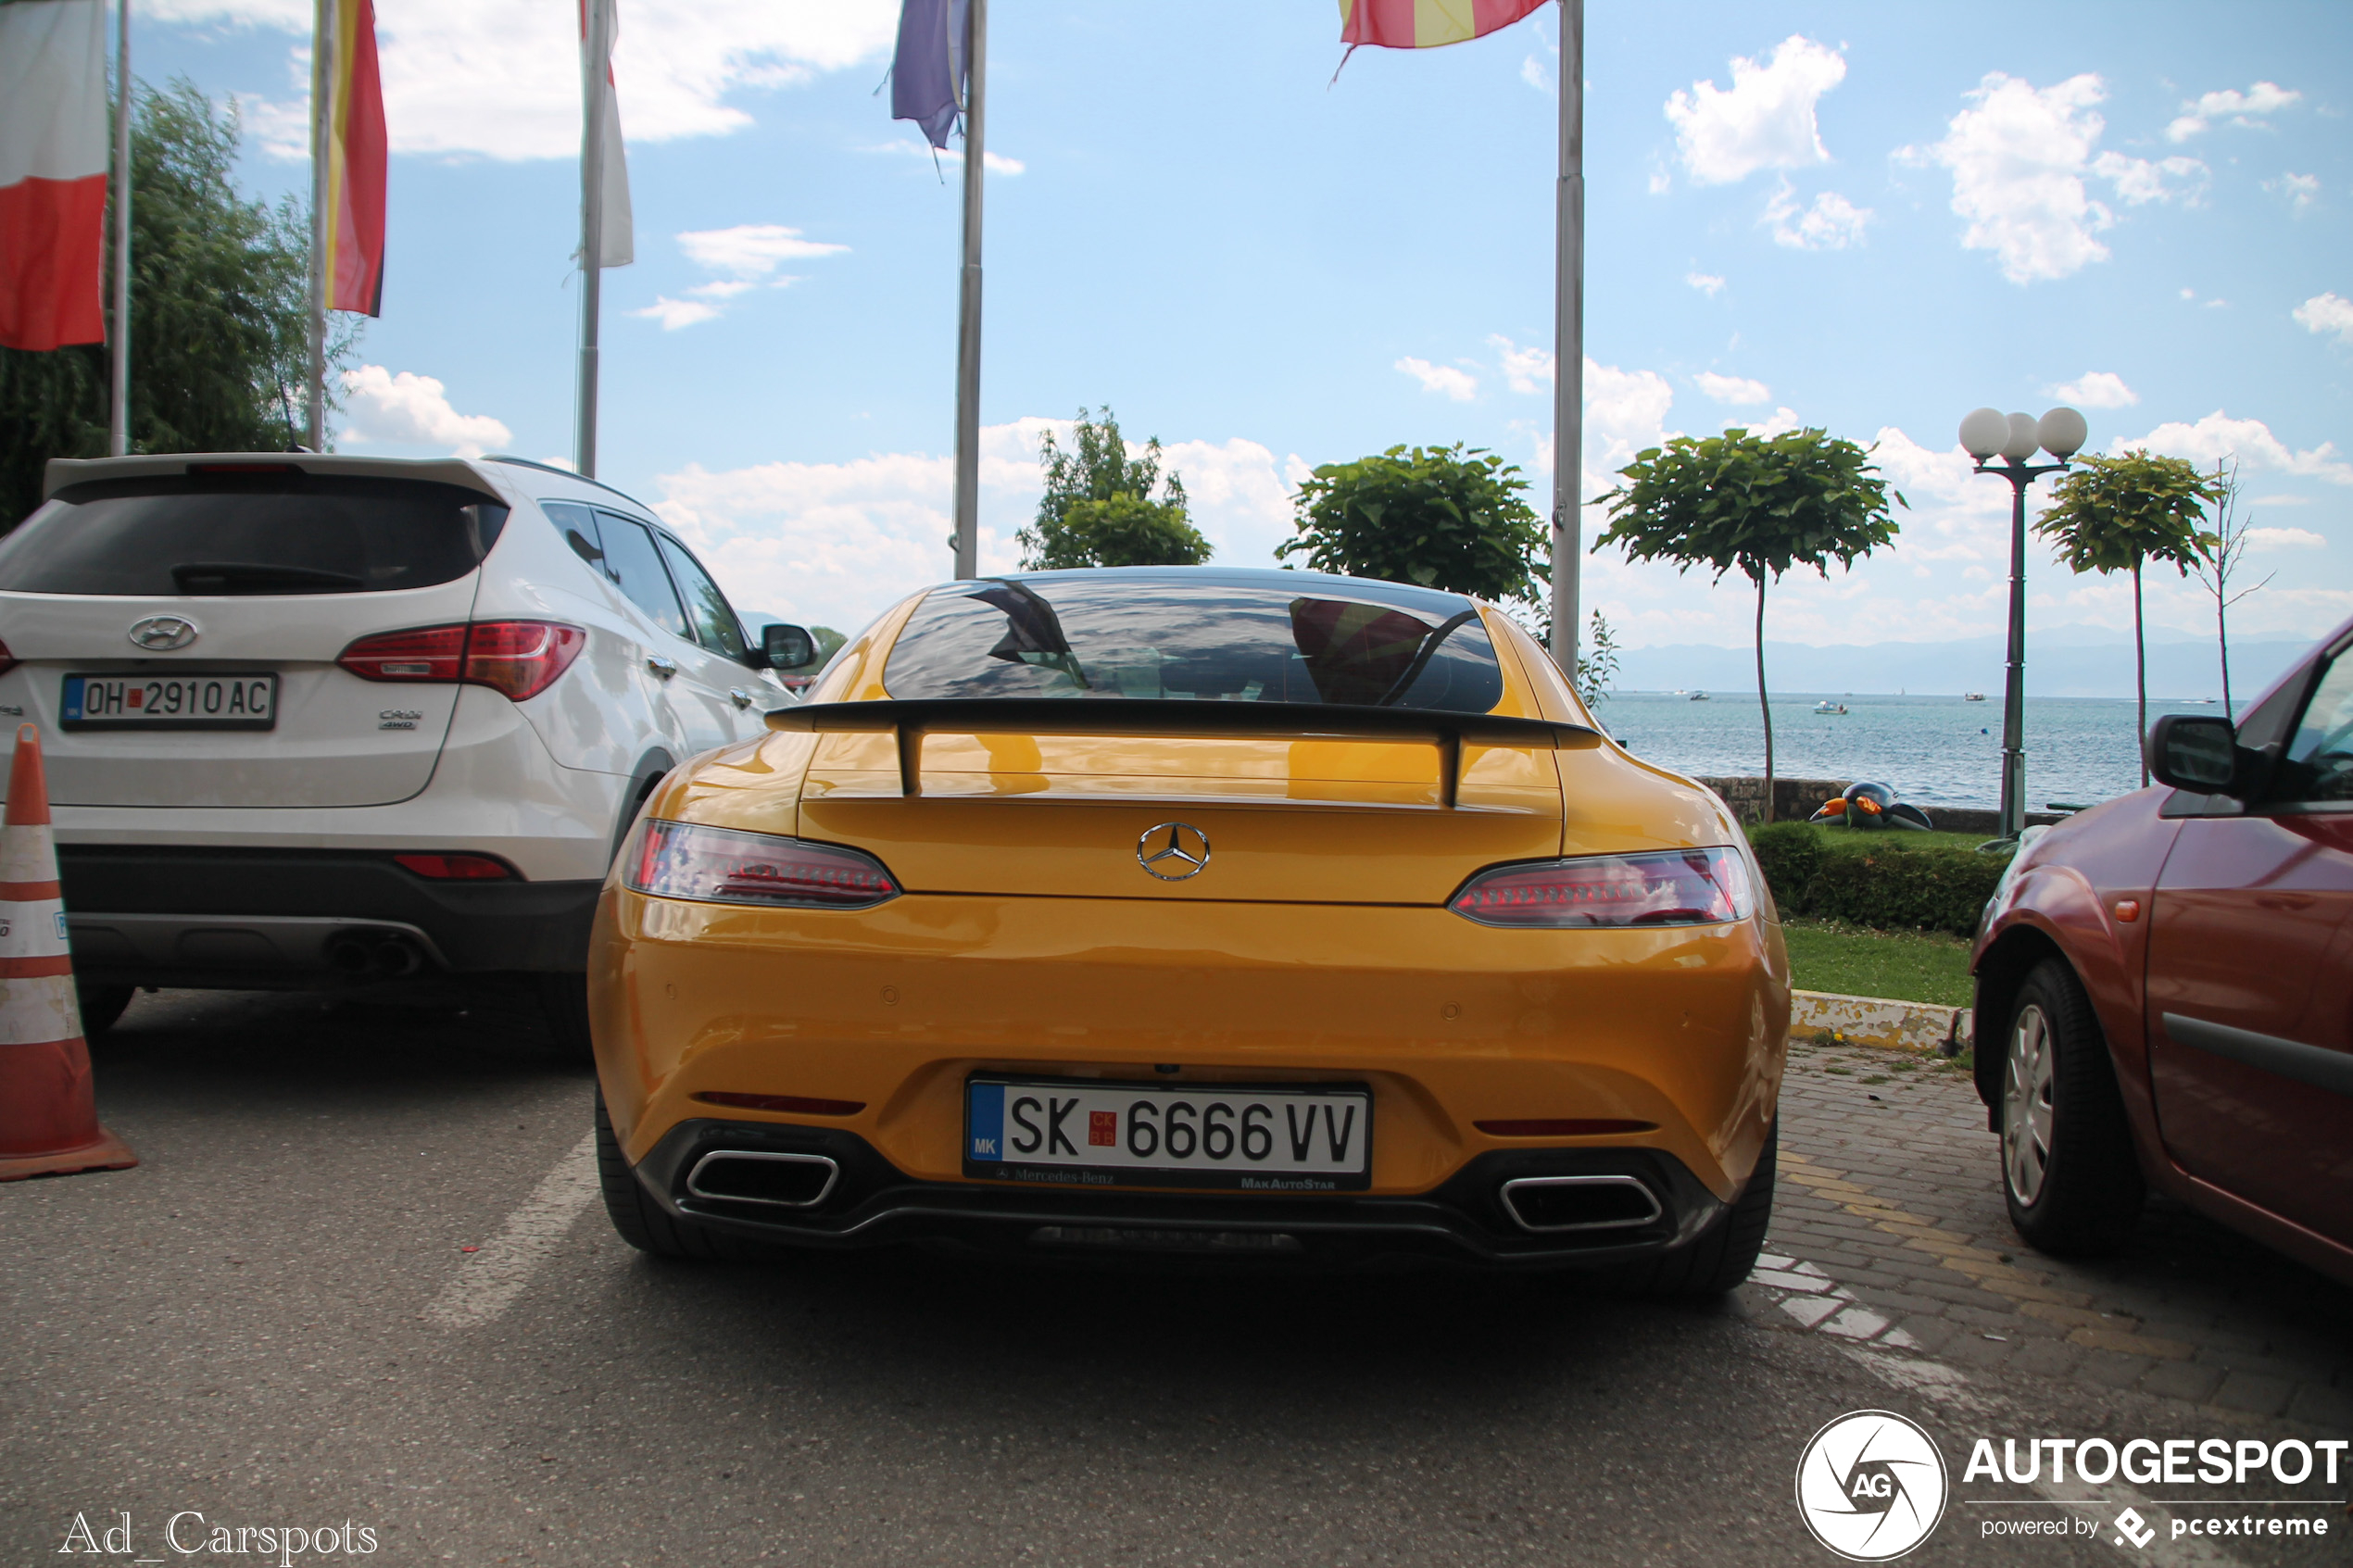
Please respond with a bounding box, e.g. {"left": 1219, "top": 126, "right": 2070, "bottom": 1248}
{"left": 1961, "top": 405, "right": 2087, "bottom": 842}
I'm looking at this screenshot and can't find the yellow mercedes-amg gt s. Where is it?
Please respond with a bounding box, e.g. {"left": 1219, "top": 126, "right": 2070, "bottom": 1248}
{"left": 588, "top": 568, "right": 1789, "bottom": 1291}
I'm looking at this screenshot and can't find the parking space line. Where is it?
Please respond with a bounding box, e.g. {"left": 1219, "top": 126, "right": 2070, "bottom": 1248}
{"left": 422, "top": 1130, "right": 601, "bottom": 1331}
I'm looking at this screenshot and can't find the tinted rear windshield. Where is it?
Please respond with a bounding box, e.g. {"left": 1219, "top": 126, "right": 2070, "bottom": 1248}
{"left": 0, "top": 475, "right": 509, "bottom": 596}
{"left": 881, "top": 572, "right": 1506, "bottom": 714}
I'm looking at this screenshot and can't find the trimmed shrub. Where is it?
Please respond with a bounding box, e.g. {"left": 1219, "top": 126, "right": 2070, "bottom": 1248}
{"left": 1747, "top": 824, "right": 2007, "bottom": 936}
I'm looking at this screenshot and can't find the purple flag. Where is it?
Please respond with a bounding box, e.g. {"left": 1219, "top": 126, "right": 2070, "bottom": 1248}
{"left": 890, "top": 0, "right": 968, "bottom": 151}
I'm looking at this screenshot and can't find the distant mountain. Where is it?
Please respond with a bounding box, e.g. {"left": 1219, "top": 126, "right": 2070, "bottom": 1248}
{"left": 1612, "top": 627, "right": 2313, "bottom": 701}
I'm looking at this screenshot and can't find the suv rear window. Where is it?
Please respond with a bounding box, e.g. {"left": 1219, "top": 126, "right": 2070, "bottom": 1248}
{"left": 0, "top": 475, "right": 509, "bottom": 596}
{"left": 881, "top": 571, "right": 1506, "bottom": 714}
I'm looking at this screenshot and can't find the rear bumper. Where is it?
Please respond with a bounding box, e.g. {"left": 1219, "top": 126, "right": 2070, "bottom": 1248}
{"left": 632, "top": 1115, "right": 1733, "bottom": 1269}
{"left": 59, "top": 846, "right": 601, "bottom": 984}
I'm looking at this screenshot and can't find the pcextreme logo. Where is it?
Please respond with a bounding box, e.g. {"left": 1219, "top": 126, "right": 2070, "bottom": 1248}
{"left": 1795, "top": 1410, "right": 1950, "bottom": 1562}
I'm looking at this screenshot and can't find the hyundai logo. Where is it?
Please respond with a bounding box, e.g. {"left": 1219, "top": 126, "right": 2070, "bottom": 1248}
{"left": 1136, "top": 822, "right": 1211, "bottom": 881}
{"left": 128, "top": 615, "right": 198, "bottom": 651}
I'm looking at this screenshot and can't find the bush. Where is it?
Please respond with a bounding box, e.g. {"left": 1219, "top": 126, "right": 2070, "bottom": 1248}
{"left": 1748, "top": 823, "right": 2006, "bottom": 937}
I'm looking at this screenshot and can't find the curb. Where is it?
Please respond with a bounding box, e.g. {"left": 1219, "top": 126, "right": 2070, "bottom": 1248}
{"left": 1790, "top": 989, "right": 1972, "bottom": 1056}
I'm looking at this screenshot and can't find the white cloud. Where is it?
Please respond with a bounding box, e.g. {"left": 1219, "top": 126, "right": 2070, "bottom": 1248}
{"left": 677, "top": 223, "right": 847, "bottom": 278}
{"left": 2268, "top": 171, "right": 2322, "bottom": 212}
{"left": 1583, "top": 358, "right": 1676, "bottom": 477}
{"left": 1746, "top": 407, "right": 1803, "bottom": 439}
{"left": 2120, "top": 410, "right": 2353, "bottom": 485}
{"left": 2246, "top": 526, "right": 2327, "bottom": 551}
{"left": 1686, "top": 271, "right": 1727, "bottom": 296}
{"left": 1762, "top": 181, "right": 1870, "bottom": 249}
{"left": 2089, "top": 150, "right": 2208, "bottom": 206}
{"left": 338, "top": 366, "right": 511, "bottom": 458}
{"left": 1396, "top": 357, "right": 1478, "bottom": 402}
{"left": 2295, "top": 292, "right": 2353, "bottom": 345}
{"left": 1924, "top": 73, "right": 2114, "bottom": 283}
{"left": 649, "top": 420, "right": 1300, "bottom": 631}
{"left": 2045, "top": 371, "right": 2138, "bottom": 408}
{"left": 161, "top": 0, "right": 898, "bottom": 161}
{"left": 631, "top": 296, "right": 724, "bottom": 331}
{"left": 1520, "top": 55, "right": 1547, "bottom": 93}
{"left": 1694, "top": 371, "right": 1770, "bottom": 406}
{"left": 2165, "top": 80, "right": 2302, "bottom": 143}
{"left": 1663, "top": 35, "right": 1846, "bottom": 186}
{"left": 1487, "top": 335, "right": 1554, "bottom": 395}
{"left": 873, "top": 140, "right": 1026, "bottom": 177}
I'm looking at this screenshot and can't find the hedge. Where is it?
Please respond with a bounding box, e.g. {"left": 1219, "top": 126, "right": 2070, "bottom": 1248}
{"left": 1748, "top": 822, "right": 2007, "bottom": 936}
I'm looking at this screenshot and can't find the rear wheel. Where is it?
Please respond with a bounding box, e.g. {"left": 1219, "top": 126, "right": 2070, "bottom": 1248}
{"left": 595, "top": 1091, "right": 770, "bottom": 1261}
{"left": 1611, "top": 1117, "right": 1777, "bottom": 1298}
{"left": 2000, "top": 959, "right": 2144, "bottom": 1256}
{"left": 76, "top": 983, "right": 134, "bottom": 1038}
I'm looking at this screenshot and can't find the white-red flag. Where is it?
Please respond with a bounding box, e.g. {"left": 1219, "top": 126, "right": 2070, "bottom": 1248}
{"left": 0, "top": 0, "right": 109, "bottom": 350}
{"left": 580, "top": 0, "right": 632, "bottom": 267}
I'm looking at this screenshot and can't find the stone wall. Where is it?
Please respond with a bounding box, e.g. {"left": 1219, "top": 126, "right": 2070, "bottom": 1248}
{"left": 1694, "top": 775, "right": 2065, "bottom": 835}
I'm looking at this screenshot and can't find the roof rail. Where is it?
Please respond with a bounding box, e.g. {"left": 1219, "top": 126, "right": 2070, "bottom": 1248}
{"left": 482, "top": 454, "right": 652, "bottom": 511}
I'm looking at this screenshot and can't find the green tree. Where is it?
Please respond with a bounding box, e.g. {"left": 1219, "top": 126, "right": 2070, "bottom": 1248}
{"left": 2035, "top": 450, "right": 2221, "bottom": 782}
{"left": 1279, "top": 443, "right": 1545, "bottom": 606}
{"left": 1017, "top": 407, "right": 1209, "bottom": 569}
{"left": 1574, "top": 609, "right": 1619, "bottom": 709}
{"left": 1592, "top": 427, "right": 1903, "bottom": 821}
{"left": 2186, "top": 458, "right": 2270, "bottom": 721}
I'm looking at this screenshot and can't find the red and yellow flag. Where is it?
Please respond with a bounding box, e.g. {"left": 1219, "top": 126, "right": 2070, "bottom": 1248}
{"left": 1338, "top": 0, "right": 1548, "bottom": 49}
{"left": 322, "top": 0, "right": 387, "bottom": 315}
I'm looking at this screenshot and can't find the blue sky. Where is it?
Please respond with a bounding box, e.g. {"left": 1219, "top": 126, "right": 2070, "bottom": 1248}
{"left": 132, "top": 0, "right": 2353, "bottom": 659}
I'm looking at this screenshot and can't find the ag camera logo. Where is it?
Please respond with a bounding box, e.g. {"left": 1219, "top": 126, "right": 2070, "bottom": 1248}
{"left": 1795, "top": 1410, "right": 1949, "bottom": 1561}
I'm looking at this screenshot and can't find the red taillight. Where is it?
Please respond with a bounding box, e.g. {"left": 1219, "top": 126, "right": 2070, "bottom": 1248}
{"left": 394, "top": 852, "right": 513, "bottom": 880}
{"left": 692, "top": 1091, "right": 867, "bottom": 1116}
{"left": 338, "top": 624, "right": 467, "bottom": 683}
{"left": 1450, "top": 847, "right": 1755, "bottom": 929}
{"left": 627, "top": 820, "right": 899, "bottom": 909}
{"left": 462, "top": 620, "right": 586, "bottom": 701}
{"left": 336, "top": 621, "right": 585, "bottom": 701}
{"left": 0, "top": 636, "right": 16, "bottom": 677}
{"left": 1474, "top": 1119, "right": 1658, "bottom": 1137}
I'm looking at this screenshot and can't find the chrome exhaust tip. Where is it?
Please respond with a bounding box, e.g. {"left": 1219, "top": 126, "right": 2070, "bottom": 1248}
{"left": 684, "top": 1150, "right": 840, "bottom": 1209}
{"left": 1499, "top": 1174, "right": 1665, "bottom": 1235}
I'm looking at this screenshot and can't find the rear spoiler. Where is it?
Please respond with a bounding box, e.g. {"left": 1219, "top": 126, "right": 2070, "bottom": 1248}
{"left": 42, "top": 453, "right": 509, "bottom": 503}
{"left": 764, "top": 698, "right": 1598, "bottom": 809}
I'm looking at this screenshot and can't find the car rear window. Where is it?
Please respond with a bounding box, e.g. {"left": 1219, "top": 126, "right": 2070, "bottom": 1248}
{"left": 881, "top": 571, "right": 1506, "bottom": 714}
{"left": 0, "top": 474, "right": 509, "bottom": 596}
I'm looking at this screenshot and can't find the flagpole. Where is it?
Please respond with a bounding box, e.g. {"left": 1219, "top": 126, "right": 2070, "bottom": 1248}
{"left": 576, "top": 0, "right": 608, "bottom": 479}
{"left": 107, "top": 0, "right": 132, "bottom": 457}
{"left": 950, "top": 0, "right": 986, "bottom": 581}
{"left": 1549, "top": 0, "right": 1584, "bottom": 679}
{"left": 306, "top": 0, "right": 334, "bottom": 451}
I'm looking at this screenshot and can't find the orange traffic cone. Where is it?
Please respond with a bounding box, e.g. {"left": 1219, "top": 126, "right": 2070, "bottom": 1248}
{"left": 0, "top": 724, "right": 134, "bottom": 1181}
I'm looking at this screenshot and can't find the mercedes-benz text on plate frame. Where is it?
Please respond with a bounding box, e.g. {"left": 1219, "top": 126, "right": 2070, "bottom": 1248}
{"left": 1137, "top": 822, "right": 1210, "bottom": 881}
{"left": 965, "top": 1077, "right": 1372, "bottom": 1192}
{"left": 127, "top": 614, "right": 198, "bottom": 651}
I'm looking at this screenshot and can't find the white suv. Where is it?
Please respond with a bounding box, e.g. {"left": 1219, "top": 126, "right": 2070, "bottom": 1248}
{"left": 0, "top": 452, "right": 815, "bottom": 1047}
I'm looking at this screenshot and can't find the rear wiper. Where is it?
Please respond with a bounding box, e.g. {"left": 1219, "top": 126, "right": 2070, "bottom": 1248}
{"left": 170, "top": 561, "right": 365, "bottom": 594}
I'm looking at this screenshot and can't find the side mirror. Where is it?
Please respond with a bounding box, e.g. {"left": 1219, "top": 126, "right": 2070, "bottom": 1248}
{"left": 761, "top": 622, "right": 815, "bottom": 670}
{"left": 2146, "top": 714, "right": 2241, "bottom": 796}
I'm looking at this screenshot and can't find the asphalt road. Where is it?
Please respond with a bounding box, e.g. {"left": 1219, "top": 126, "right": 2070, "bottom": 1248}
{"left": 1, "top": 989, "right": 2339, "bottom": 1566}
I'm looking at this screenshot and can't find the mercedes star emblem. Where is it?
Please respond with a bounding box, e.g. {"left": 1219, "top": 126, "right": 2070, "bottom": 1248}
{"left": 127, "top": 615, "right": 198, "bottom": 651}
{"left": 1136, "top": 822, "right": 1211, "bottom": 881}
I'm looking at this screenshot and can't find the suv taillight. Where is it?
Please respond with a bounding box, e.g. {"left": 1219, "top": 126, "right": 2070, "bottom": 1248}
{"left": 626, "top": 821, "right": 899, "bottom": 909}
{"left": 1450, "top": 848, "right": 1755, "bottom": 929}
{"left": 337, "top": 621, "right": 585, "bottom": 702}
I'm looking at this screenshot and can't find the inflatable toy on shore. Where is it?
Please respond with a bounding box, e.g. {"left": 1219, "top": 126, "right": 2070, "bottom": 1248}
{"left": 1808, "top": 780, "right": 1934, "bottom": 832}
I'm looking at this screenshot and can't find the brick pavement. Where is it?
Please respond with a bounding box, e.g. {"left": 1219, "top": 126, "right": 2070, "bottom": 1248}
{"left": 1749, "top": 1038, "right": 2353, "bottom": 1431}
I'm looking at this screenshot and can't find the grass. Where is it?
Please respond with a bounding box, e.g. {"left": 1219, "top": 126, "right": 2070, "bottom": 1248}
{"left": 1780, "top": 915, "right": 1975, "bottom": 1007}
{"left": 1779, "top": 822, "right": 2003, "bottom": 856}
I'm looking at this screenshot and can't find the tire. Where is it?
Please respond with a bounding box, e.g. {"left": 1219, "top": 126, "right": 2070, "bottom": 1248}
{"left": 1999, "top": 958, "right": 2145, "bottom": 1257}
{"left": 594, "top": 1090, "right": 763, "bottom": 1261}
{"left": 77, "top": 983, "right": 134, "bottom": 1037}
{"left": 537, "top": 972, "right": 596, "bottom": 1064}
{"left": 1611, "top": 1116, "right": 1777, "bottom": 1298}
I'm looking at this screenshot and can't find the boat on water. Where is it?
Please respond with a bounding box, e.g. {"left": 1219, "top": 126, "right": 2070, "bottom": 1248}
{"left": 1963, "top": 692, "right": 1986, "bottom": 702}
{"left": 1812, "top": 700, "right": 1848, "bottom": 715}
{"left": 1688, "top": 690, "right": 1709, "bottom": 702}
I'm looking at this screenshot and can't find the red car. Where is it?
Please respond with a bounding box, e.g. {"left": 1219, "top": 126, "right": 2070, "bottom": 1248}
{"left": 1971, "top": 617, "right": 2353, "bottom": 1286}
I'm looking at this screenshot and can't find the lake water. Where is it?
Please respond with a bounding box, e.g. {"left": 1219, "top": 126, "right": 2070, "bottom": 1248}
{"left": 1592, "top": 691, "right": 2201, "bottom": 810}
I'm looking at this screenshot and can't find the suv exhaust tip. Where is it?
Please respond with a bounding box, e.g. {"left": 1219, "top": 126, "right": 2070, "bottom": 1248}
{"left": 685, "top": 1150, "right": 840, "bottom": 1209}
